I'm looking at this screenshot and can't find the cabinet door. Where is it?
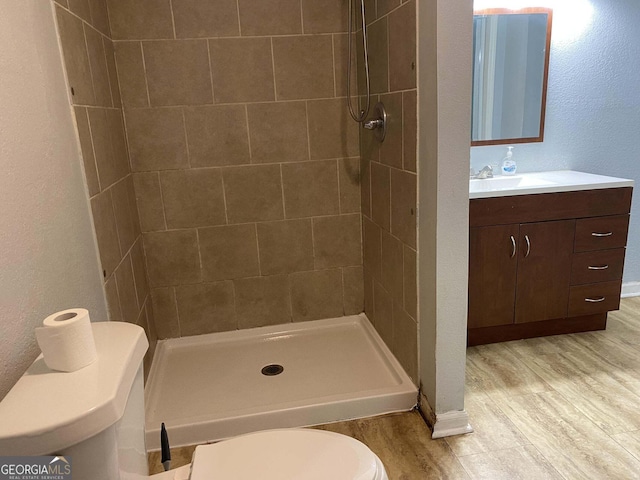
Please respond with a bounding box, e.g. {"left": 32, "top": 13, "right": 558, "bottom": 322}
{"left": 515, "top": 220, "right": 575, "bottom": 324}
{"left": 468, "top": 224, "right": 519, "bottom": 328}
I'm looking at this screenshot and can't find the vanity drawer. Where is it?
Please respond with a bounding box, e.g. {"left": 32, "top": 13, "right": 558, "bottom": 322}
{"left": 568, "top": 281, "right": 622, "bottom": 317}
{"left": 574, "top": 215, "right": 629, "bottom": 252}
{"left": 571, "top": 248, "right": 626, "bottom": 285}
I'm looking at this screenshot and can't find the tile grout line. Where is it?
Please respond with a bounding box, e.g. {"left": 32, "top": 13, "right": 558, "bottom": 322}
{"left": 206, "top": 40, "right": 216, "bottom": 104}
{"left": 331, "top": 34, "right": 338, "bottom": 98}
{"left": 84, "top": 107, "right": 103, "bottom": 192}
{"left": 235, "top": 0, "right": 242, "bottom": 36}
{"left": 243, "top": 104, "right": 254, "bottom": 162}
{"left": 172, "top": 286, "right": 182, "bottom": 337}
{"left": 156, "top": 171, "right": 169, "bottom": 230}
{"left": 270, "top": 37, "right": 278, "bottom": 100}
{"left": 168, "top": 0, "right": 177, "bottom": 40}
{"left": 181, "top": 108, "right": 192, "bottom": 168}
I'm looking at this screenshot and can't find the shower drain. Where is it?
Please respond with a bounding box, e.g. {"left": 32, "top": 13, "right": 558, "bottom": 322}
{"left": 261, "top": 364, "right": 284, "bottom": 376}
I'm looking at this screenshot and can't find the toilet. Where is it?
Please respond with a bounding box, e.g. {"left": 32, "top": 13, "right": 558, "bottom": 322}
{"left": 0, "top": 322, "right": 388, "bottom": 480}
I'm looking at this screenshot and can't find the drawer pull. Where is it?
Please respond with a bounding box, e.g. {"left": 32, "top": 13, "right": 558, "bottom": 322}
{"left": 524, "top": 235, "right": 531, "bottom": 258}
{"left": 592, "top": 232, "right": 613, "bottom": 237}
{"left": 585, "top": 297, "right": 606, "bottom": 303}
{"left": 588, "top": 265, "right": 609, "bottom": 270}
{"left": 510, "top": 235, "right": 516, "bottom": 258}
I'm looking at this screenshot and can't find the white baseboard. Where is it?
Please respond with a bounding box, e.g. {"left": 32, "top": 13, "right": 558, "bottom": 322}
{"left": 621, "top": 282, "right": 640, "bottom": 298}
{"left": 431, "top": 410, "right": 474, "bottom": 439}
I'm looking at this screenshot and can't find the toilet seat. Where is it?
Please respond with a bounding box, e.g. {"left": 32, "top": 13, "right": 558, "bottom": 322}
{"left": 188, "top": 428, "right": 388, "bottom": 480}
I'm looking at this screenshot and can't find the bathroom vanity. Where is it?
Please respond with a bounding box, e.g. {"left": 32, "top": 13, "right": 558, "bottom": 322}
{"left": 468, "top": 171, "right": 633, "bottom": 346}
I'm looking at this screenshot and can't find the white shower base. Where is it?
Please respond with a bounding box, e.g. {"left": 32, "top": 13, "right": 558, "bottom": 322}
{"left": 144, "top": 314, "right": 417, "bottom": 450}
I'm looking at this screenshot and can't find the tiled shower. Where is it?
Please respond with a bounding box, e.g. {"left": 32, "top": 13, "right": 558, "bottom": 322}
{"left": 53, "top": 0, "right": 417, "bottom": 383}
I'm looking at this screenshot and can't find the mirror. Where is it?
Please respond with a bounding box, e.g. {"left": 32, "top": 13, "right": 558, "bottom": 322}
{"left": 471, "top": 8, "right": 553, "bottom": 146}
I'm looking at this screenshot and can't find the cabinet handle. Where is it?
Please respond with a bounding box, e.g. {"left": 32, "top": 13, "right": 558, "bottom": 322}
{"left": 510, "top": 235, "right": 516, "bottom": 258}
{"left": 585, "top": 297, "right": 606, "bottom": 303}
{"left": 524, "top": 235, "right": 531, "bottom": 258}
{"left": 588, "top": 265, "right": 609, "bottom": 270}
{"left": 592, "top": 232, "right": 613, "bottom": 237}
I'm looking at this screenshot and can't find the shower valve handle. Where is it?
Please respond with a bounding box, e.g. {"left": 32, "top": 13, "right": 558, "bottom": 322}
{"left": 363, "top": 119, "right": 384, "bottom": 130}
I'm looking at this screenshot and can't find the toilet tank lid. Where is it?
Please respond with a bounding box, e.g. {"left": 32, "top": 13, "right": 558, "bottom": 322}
{"left": 0, "top": 322, "right": 148, "bottom": 456}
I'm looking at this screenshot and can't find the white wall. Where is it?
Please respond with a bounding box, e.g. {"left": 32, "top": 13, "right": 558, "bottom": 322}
{"left": 471, "top": 0, "right": 640, "bottom": 284}
{"left": 0, "top": 1, "right": 107, "bottom": 399}
{"left": 418, "top": 0, "right": 473, "bottom": 422}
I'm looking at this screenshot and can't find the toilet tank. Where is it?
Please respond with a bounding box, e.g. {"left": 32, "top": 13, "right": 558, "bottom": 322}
{"left": 0, "top": 322, "right": 149, "bottom": 480}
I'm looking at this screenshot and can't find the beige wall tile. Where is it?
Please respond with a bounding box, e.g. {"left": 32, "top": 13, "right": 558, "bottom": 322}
{"left": 368, "top": 18, "right": 389, "bottom": 94}
{"left": 68, "top": 0, "right": 91, "bottom": 23}
{"left": 339, "top": 158, "right": 361, "bottom": 214}
{"left": 377, "top": 0, "right": 401, "bottom": 17}
{"left": 74, "top": 107, "right": 100, "bottom": 196}
{"left": 199, "top": 224, "right": 260, "bottom": 281}
{"left": 246, "top": 102, "right": 309, "bottom": 164}
{"left": 390, "top": 169, "right": 416, "bottom": 248}
{"left": 313, "top": 214, "right": 362, "bottom": 269}
{"left": 234, "top": 275, "right": 292, "bottom": 328}
{"left": 373, "top": 280, "right": 393, "bottom": 347}
{"left": 402, "top": 90, "right": 417, "bottom": 172}
{"left": 370, "top": 161, "right": 390, "bottom": 231}
{"left": 143, "top": 230, "right": 201, "bottom": 286}
{"left": 160, "top": 169, "right": 226, "bottom": 228}
{"left": 282, "top": 160, "right": 339, "bottom": 218}
{"left": 364, "top": 0, "right": 376, "bottom": 25}
{"left": 88, "top": 0, "right": 111, "bottom": 36}
{"left": 85, "top": 24, "right": 112, "bottom": 107}
{"left": 114, "top": 42, "right": 148, "bottom": 108}
{"left": 131, "top": 237, "right": 150, "bottom": 307}
{"left": 143, "top": 40, "right": 213, "bottom": 106}
{"left": 257, "top": 219, "right": 314, "bottom": 275}
{"left": 103, "top": 40, "right": 122, "bottom": 108}
{"left": 403, "top": 245, "right": 416, "bottom": 319}
{"left": 333, "top": 34, "right": 358, "bottom": 98}
{"left": 307, "top": 98, "right": 359, "bottom": 159}
{"left": 105, "top": 274, "right": 122, "bottom": 321}
{"left": 360, "top": 158, "right": 371, "bottom": 217}
{"left": 209, "top": 38, "right": 274, "bottom": 104}
{"left": 175, "top": 282, "right": 236, "bottom": 335}
{"left": 56, "top": 6, "right": 95, "bottom": 105}
{"left": 150, "top": 287, "right": 180, "bottom": 338}
{"left": 107, "top": 0, "right": 174, "bottom": 40}
{"left": 222, "top": 165, "right": 284, "bottom": 223}
{"left": 132, "top": 172, "right": 166, "bottom": 231}
{"left": 343, "top": 265, "right": 364, "bottom": 315}
{"left": 272, "top": 36, "right": 334, "bottom": 100}
{"left": 88, "top": 108, "right": 129, "bottom": 189}
{"left": 363, "top": 267, "right": 374, "bottom": 322}
{"left": 381, "top": 230, "right": 403, "bottom": 302}
{"left": 237, "top": 0, "right": 302, "bottom": 36}
{"left": 111, "top": 176, "right": 141, "bottom": 254}
{"left": 91, "top": 190, "right": 122, "bottom": 277}
{"left": 363, "top": 216, "right": 381, "bottom": 281}
{"left": 290, "top": 269, "right": 343, "bottom": 321}
{"left": 184, "top": 105, "right": 250, "bottom": 167}
{"left": 388, "top": 1, "right": 416, "bottom": 91}
{"left": 379, "top": 92, "right": 403, "bottom": 168}
{"left": 392, "top": 300, "right": 417, "bottom": 384}
{"left": 125, "top": 108, "right": 188, "bottom": 171}
{"left": 301, "top": 0, "right": 347, "bottom": 33}
{"left": 115, "top": 253, "right": 140, "bottom": 323}
{"left": 172, "top": 0, "right": 239, "bottom": 38}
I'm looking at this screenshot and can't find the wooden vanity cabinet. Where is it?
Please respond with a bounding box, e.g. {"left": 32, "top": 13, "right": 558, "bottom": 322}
{"left": 468, "top": 187, "right": 632, "bottom": 346}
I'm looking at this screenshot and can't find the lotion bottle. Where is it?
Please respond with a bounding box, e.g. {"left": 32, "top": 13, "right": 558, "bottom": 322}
{"left": 501, "top": 146, "right": 516, "bottom": 176}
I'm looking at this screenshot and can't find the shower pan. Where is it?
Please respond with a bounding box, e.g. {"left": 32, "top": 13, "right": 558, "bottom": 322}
{"left": 145, "top": 315, "right": 417, "bottom": 450}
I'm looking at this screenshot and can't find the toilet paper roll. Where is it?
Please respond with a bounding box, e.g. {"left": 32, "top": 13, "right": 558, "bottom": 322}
{"left": 35, "top": 308, "right": 97, "bottom": 372}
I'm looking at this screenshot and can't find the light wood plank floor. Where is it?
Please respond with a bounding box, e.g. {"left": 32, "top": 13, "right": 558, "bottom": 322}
{"left": 150, "top": 297, "right": 640, "bottom": 479}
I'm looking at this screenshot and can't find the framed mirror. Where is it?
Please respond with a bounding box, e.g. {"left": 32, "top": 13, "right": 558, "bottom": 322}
{"left": 471, "top": 8, "right": 553, "bottom": 146}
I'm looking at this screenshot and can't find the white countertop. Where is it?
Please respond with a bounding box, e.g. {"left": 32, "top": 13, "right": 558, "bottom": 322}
{"left": 469, "top": 170, "right": 634, "bottom": 199}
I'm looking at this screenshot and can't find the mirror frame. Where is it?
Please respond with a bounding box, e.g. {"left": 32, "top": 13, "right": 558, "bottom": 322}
{"left": 471, "top": 7, "right": 553, "bottom": 147}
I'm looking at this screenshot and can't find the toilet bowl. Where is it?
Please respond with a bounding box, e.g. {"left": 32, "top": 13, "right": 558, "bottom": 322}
{"left": 0, "top": 322, "right": 387, "bottom": 480}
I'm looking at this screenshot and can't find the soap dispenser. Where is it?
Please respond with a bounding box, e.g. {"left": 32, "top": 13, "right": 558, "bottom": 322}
{"left": 501, "top": 146, "right": 516, "bottom": 176}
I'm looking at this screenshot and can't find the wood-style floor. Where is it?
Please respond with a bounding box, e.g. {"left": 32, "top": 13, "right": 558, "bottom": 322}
{"left": 150, "top": 297, "right": 640, "bottom": 479}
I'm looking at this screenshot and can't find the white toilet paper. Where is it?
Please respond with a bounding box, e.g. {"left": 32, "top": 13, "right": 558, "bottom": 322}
{"left": 35, "top": 308, "right": 97, "bottom": 372}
